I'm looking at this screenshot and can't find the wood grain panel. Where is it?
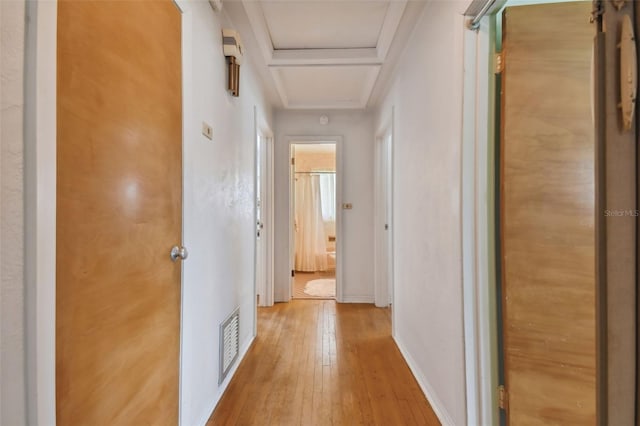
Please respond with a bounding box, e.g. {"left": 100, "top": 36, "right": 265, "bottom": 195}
{"left": 501, "top": 2, "right": 596, "bottom": 425}
{"left": 56, "top": 1, "right": 182, "bottom": 424}
{"left": 207, "top": 301, "right": 440, "bottom": 426}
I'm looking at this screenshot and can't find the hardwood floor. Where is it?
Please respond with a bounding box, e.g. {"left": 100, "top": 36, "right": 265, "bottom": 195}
{"left": 206, "top": 300, "right": 440, "bottom": 426}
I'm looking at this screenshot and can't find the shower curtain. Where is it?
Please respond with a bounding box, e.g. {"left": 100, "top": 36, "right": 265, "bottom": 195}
{"left": 295, "top": 174, "right": 328, "bottom": 272}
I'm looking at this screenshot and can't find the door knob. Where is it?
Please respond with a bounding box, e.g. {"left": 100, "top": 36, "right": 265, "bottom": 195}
{"left": 170, "top": 245, "right": 188, "bottom": 262}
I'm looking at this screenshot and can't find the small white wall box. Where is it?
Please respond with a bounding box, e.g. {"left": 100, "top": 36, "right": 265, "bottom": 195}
{"left": 222, "top": 29, "right": 244, "bottom": 97}
{"left": 208, "top": 0, "right": 222, "bottom": 12}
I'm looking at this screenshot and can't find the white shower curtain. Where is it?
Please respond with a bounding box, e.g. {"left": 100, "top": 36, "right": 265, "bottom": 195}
{"left": 319, "top": 174, "right": 336, "bottom": 221}
{"left": 295, "top": 174, "right": 328, "bottom": 272}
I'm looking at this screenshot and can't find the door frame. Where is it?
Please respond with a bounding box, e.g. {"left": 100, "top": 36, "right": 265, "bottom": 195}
{"left": 24, "top": 1, "right": 59, "bottom": 423}
{"left": 286, "top": 135, "right": 343, "bottom": 302}
{"left": 461, "top": 5, "right": 502, "bottom": 426}
{"left": 24, "top": 2, "right": 190, "bottom": 424}
{"left": 374, "top": 113, "right": 394, "bottom": 310}
{"left": 253, "top": 107, "right": 275, "bottom": 312}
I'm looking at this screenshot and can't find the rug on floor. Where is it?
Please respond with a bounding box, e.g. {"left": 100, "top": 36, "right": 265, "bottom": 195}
{"left": 303, "top": 279, "right": 336, "bottom": 298}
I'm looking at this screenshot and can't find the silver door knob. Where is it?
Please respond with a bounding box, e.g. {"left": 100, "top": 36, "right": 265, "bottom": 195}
{"left": 170, "top": 245, "right": 188, "bottom": 262}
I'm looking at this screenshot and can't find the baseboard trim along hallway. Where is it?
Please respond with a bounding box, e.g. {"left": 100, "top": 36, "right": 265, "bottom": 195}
{"left": 393, "top": 335, "right": 456, "bottom": 425}
{"left": 194, "top": 336, "right": 256, "bottom": 426}
{"left": 205, "top": 300, "right": 440, "bottom": 425}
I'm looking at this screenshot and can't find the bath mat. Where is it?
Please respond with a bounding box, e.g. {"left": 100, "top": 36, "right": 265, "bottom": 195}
{"left": 303, "top": 279, "right": 336, "bottom": 298}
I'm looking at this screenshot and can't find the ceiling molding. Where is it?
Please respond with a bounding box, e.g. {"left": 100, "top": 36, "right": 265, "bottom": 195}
{"left": 375, "top": 2, "right": 407, "bottom": 61}
{"left": 270, "top": 48, "right": 379, "bottom": 66}
{"left": 243, "top": 1, "right": 275, "bottom": 64}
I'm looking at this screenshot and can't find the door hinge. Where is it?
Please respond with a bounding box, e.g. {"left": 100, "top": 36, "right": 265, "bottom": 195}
{"left": 498, "top": 385, "right": 508, "bottom": 411}
{"left": 495, "top": 52, "right": 504, "bottom": 74}
{"left": 291, "top": 157, "right": 295, "bottom": 166}
{"left": 291, "top": 270, "right": 295, "bottom": 277}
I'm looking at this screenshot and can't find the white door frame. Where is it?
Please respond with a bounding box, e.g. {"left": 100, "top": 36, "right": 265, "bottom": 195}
{"left": 286, "top": 136, "right": 343, "bottom": 302}
{"left": 254, "top": 109, "right": 275, "bottom": 311}
{"left": 374, "top": 114, "right": 394, "bottom": 310}
{"left": 24, "top": 1, "right": 58, "bottom": 424}
{"left": 461, "top": 8, "right": 502, "bottom": 426}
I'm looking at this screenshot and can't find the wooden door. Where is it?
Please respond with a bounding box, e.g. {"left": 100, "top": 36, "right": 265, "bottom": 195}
{"left": 500, "top": 2, "right": 596, "bottom": 424}
{"left": 56, "top": 1, "right": 182, "bottom": 424}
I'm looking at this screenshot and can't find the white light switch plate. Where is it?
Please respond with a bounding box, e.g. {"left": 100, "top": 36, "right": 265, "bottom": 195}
{"left": 202, "top": 122, "right": 213, "bottom": 140}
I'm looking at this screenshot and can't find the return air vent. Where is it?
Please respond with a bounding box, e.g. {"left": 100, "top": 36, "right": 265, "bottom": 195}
{"left": 219, "top": 308, "right": 240, "bottom": 384}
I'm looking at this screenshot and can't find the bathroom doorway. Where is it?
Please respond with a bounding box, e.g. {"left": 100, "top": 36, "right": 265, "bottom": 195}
{"left": 290, "top": 142, "right": 338, "bottom": 299}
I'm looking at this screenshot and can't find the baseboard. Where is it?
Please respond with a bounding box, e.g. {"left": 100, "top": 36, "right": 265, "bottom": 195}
{"left": 339, "top": 295, "right": 375, "bottom": 303}
{"left": 393, "top": 335, "right": 457, "bottom": 426}
{"left": 195, "top": 335, "right": 256, "bottom": 426}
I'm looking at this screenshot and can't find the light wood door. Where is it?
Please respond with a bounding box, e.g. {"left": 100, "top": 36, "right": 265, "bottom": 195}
{"left": 501, "top": 2, "right": 596, "bottom": 424}
{"left": 56, "top": 1, "right": 182, "bottom": 424}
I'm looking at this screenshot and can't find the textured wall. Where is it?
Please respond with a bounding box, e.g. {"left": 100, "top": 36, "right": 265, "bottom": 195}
{"left": 177, "top": 2, "right": 273, "bottom": 425}
{"left": 374, "top": 2, "right": 469, "bottom": 424}
{"left": 1, "top": 0, "right": 27, "bottom": 424}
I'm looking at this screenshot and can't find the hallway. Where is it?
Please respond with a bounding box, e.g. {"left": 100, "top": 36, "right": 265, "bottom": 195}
{"left": 206, "top": 301, "right": 440, "bottom": 425}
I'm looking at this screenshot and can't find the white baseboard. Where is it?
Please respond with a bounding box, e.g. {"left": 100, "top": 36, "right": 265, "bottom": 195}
{"left": 393, "top": 335, "right": 458, "bottom": 426}
{"left": 195, "top": 335, "right": 256, "bottom": 426}
{"left": 339, "top": 295, "right": 375, "bottom": 303}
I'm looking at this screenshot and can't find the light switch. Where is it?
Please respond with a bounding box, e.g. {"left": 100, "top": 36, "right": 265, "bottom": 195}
{"left": 202, "top": 122, "right": 213, "bottom": 140}
{"left": 342, "top": 203, "right": 353, "bottom": 210}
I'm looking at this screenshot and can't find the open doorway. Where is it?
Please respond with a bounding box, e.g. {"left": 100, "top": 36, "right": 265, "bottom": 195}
{"left": 290, "top": 143, "right": 337, "bottom": 300}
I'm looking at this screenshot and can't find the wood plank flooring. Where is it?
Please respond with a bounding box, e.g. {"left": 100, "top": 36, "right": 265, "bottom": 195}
{"left": 206, "top": 300, "right": 440, "bottom": 426}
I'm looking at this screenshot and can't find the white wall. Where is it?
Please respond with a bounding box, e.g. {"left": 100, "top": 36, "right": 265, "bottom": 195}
{"left": 1, "top": 1, "right": 27, "bottom": 424}
{"left": 374, "top": 2, "right": 470, "bottom": 425}
{"left": 274, "top": 110, "right": 374, "bottom": 302}
{"left": 177, "top": 2, "right": 273, "bottom": 426}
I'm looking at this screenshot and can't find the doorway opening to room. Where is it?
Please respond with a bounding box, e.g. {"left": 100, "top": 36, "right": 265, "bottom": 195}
{"left": 290, "top": 142, "right": 338, "bottom": 300}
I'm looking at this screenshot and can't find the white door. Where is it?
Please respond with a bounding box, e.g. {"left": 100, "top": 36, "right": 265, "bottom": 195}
{"left": 255, "top": 135, "right": 268, "bottom": 306}
{"left": 375, "top": 133, "right": 393, "bottom": 307}
{"left": 384, "top": 134, "right": 393, "bottom": 305}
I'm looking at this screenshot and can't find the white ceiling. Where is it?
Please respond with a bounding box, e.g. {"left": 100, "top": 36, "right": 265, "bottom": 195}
{"left": 234, "top": 0, "right": 417, "bottom": 110}
{"left": 262, "top": 2, "right": 389, "bottom": 50}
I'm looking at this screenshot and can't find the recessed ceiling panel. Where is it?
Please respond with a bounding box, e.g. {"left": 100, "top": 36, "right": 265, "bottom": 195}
{"left": 273, "top": 65, "right": 380, "bottom": 108}
{"left": 262, "top": 2, "right": 389, "bottom": 49}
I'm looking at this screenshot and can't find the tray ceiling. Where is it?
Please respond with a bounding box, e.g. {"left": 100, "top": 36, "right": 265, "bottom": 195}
{"left": 262, "top": 2, "right": 389, "bottom": 50}
{"left": 241, "top": 0, "right": 408, "bottom": 109}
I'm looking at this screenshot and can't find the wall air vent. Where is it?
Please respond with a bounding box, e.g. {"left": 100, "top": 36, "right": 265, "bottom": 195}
{"left": 219, "top": 308, "right": 240, "bottom": 384}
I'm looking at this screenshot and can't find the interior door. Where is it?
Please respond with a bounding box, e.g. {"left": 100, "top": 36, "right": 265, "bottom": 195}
{"left": 384, "top": 134, "right": 393, "bottom": 305}
{"left": 375, "top": 134, "right": 392, "bottom": 307}
{"left": 56, "top": 1, "right": 183, "bottom": 424}
{"left": 500, "top": 2, "right": 596, "bottom": 424}
{"left": 289, "top": 144, "right": 296, "bottom": 299}
{"left": 256, "top": 135, "right": 267, "bottom": 306}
